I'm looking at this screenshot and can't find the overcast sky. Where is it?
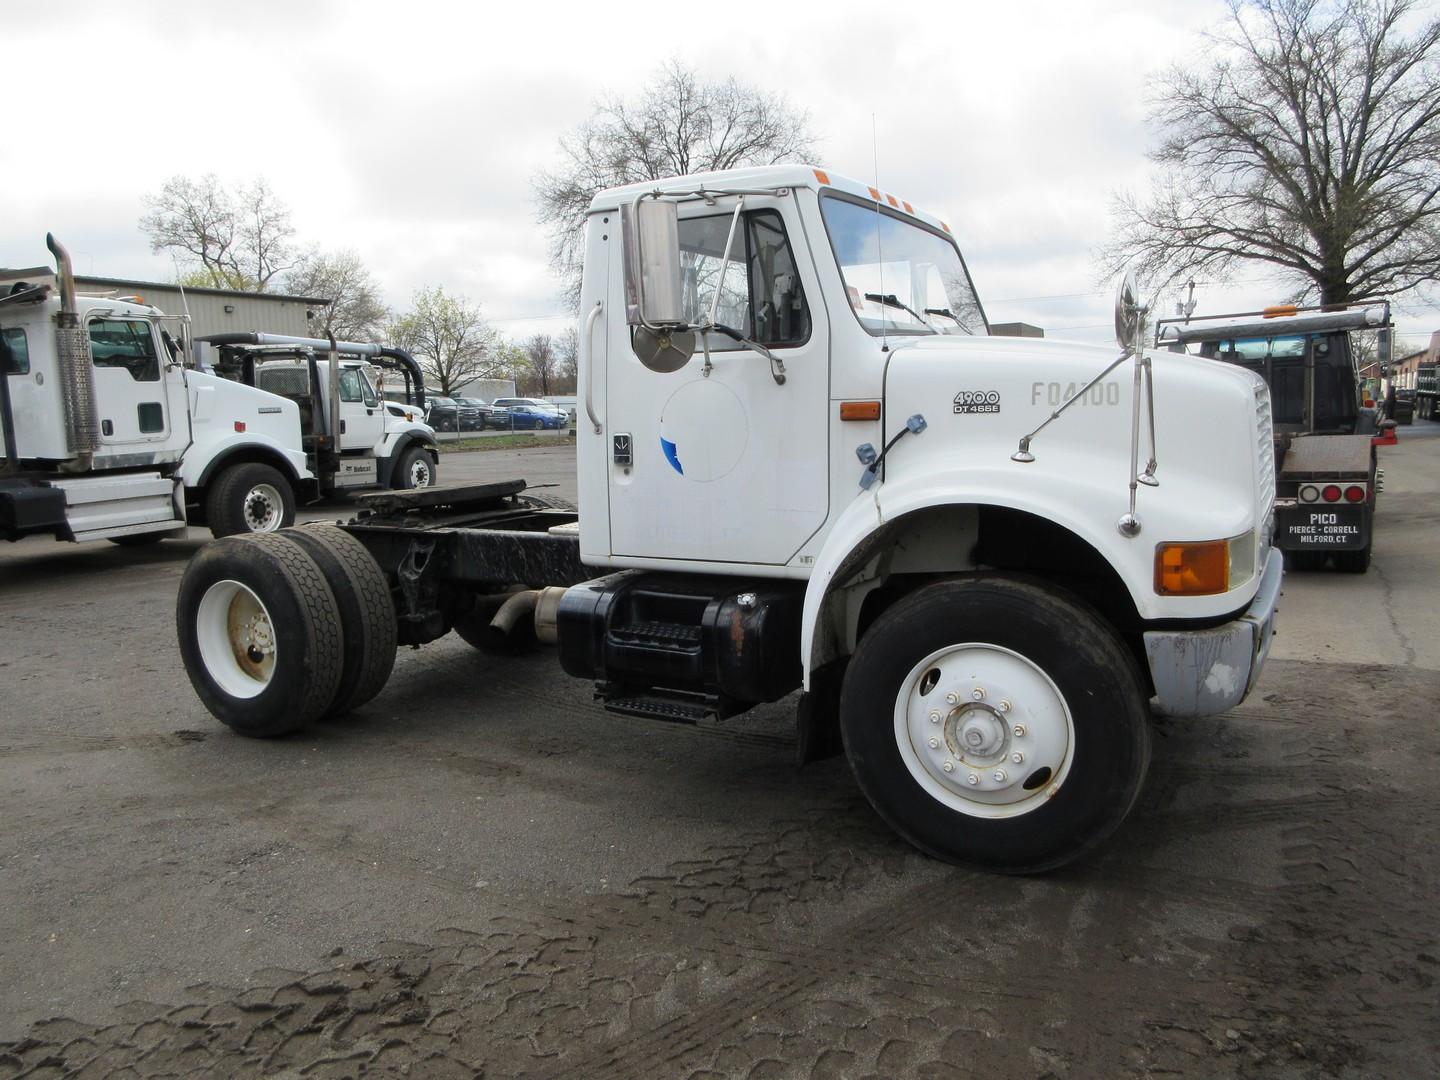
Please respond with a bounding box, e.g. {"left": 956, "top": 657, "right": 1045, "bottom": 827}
{"left": 4, "top": 0, "right": 1436, "bottom": 350}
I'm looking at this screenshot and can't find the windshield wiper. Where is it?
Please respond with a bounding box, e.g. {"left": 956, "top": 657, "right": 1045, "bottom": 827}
{"left": 924, "top": 307, "right": 961, "bottom": 325}
{"left": 865, "top": 293, "right": 937, "bottom": 332}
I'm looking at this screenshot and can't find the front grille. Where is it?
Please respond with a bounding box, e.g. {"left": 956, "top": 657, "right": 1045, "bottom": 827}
{"left": 1255, "top": 384, "right": 1276, "bottom": 525}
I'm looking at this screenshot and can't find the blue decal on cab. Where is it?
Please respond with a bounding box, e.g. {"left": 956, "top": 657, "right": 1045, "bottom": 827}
{"left": 660, "top": 437, "right": 683, "bottom": 476}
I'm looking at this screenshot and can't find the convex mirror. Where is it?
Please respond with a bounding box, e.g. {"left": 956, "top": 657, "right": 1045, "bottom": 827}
{"left": 1113, "top": 268, "right": 1145, "bottom": 349}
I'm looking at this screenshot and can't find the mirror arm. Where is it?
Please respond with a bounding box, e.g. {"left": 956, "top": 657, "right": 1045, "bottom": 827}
{"left": 702, "top": 323, "right": 786, "bottom": 386}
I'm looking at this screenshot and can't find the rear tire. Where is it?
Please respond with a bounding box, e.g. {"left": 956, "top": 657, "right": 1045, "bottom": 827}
{"left": 108, "top": 532, "right": 167, "bottom": 547}
{"left": 840, "top": 576, "right": 1151, "bottom": 873}
{"left": 286, "top": 524, "right": 398, "bottom": 717}
{"left": 207, "top": 463, "right": 295, "bottom": 538}
{"left": 176, "top": 533, "right": 343, "bottom": 737}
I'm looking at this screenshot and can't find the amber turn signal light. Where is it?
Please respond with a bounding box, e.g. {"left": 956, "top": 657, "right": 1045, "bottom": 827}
{"left": 840, "top": 401, "right": 882, "bottom": 421}
{"left": 1155, "top": 540, "right": 1229, "bottom": 596}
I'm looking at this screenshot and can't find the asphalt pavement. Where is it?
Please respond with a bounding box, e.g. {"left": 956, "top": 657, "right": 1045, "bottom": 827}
{"left": 1, "top": 432, "right": 1437, "bottom": 1077}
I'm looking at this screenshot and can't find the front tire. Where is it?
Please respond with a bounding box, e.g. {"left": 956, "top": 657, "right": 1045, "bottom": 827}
{"left": 206, "top": 463, "right": 296, "bottom": 538}
{"left": 394, "top": 446, "right": 436, "bottom": 489}
{"left": 176, "top": 533, "right": 344, "bottom": 737}
{"left": 840, "top": 576, "right": 1151, "bottom": 873}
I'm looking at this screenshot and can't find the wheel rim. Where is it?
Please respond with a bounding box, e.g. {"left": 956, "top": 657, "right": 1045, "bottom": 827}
{"left": 893, "top": 643, "right": 1074, "bottom": 819}
{"left": 196, "top": 580, "right": 276, "bottom": 699}
{"left": 241, "top": 483, "right": 284, "bottom": 532}
{"left": 408, "top": 458, "right": 432, "bottom": 487}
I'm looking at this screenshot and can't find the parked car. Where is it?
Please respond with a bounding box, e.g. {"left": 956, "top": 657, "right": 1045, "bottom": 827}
{"left": 425, "top": 396, "right": 482, "bottom": 432}
{"left": 492, "top": 397, "right": 570, "bottom": 429}
{"left": 455, "top": 397, "right": 510, "bottom": 430}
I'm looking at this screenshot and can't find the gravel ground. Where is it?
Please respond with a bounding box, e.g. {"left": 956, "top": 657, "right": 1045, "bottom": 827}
{"left": 1, "top": 437, "right": 1437, "bottom": 1078}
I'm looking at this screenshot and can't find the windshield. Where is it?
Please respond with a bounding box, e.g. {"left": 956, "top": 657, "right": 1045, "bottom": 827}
{"left": 820, "top": 194, "right": 986, "bottom": 337}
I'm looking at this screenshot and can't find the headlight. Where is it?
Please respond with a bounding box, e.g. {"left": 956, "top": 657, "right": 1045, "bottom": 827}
{"left": 1154, "top": 530, "right": 1256, "bottom": 596}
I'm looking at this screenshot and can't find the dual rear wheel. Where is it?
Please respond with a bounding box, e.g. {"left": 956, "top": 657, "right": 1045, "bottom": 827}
{"left": 176, "top": 525, "right": 397, "bottom": 737}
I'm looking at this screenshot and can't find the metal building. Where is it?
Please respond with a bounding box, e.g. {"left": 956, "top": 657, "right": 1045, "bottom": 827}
{"left": 70, "top": 276, "right": 329, "bottom": 339}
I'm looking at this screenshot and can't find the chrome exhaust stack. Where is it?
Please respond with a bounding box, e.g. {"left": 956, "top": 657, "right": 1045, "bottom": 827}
{"left": 46, "top": 234, "right": 100, "bottom": 471}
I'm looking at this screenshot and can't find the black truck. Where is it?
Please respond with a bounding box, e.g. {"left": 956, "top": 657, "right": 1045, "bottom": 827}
{"left": 1157, "top": 302, "right": 1393, "bottom": 573}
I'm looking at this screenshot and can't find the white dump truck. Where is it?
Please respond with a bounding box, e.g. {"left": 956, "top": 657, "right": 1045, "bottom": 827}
{"left": 173, "top": 166, "right": 1281, "bottom": 872}
{"left": 0, "top": 236, "right": 438, "bottom": 545}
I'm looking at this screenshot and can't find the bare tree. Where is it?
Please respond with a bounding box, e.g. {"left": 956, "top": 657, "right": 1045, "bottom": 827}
{"left": 140, "top": 175, "right": 298, "bottom": 291}
{"left": 283, "top": 250, "right": 389, "bottom": 342}
{"left": 519, "top": 333, "right": 558, "bottom": 396}
{"left": 534, "top": 61, "right": 818, "bottom": 308}
{"left": 1105, "top": 0, "right": 1440, "bottom": 306}
{"left": 389, "top": 286, "right": 496, "bottom": 395}
{"left": 554, "top": 326, "right": 579, "bottom": 393}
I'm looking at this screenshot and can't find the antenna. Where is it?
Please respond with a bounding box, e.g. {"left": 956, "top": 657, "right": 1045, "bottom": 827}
{"left": 872, "top": 114, "right": 887, "bottom": 353}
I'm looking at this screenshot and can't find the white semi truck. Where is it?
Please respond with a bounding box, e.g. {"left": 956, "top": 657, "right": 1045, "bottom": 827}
{"left": 0, "top": 236, "right": 438, "bottom": 545}
{"left": 173, "top": 166, "right": 1281, "bottom": 872}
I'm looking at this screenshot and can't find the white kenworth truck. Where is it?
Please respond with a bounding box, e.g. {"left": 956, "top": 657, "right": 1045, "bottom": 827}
{"left": 174, "top": 166, "right": 1281, "bottom": 872}
{"left": 0, "top": 235, "right": 438, "bottom": 546}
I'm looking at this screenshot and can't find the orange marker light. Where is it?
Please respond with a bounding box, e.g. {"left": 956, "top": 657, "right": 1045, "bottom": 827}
{"left": 813, "top": 168, "right": 831, "bottom": 185}
{"left": 902, "top": 201, "right": 913, "bottom": 214}
{"left": 1155, "top": 540, "right": 1229, "bottom": 596}
{"left": 840, "top": 401, "right": 882, "bottom": 421}
{"left": 941, "top": 222, "right": 952, "bottom": 233}
{"left": 1263, "top": 304, "right": 1298, "bottom": 318}
{"left": 868, "top": 186, "right": 881, "bottom": 201}
{"left": 886, "top": 194, "right": 899, "bottom": 208}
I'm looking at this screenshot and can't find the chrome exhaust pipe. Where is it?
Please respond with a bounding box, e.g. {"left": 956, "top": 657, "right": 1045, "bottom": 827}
{"left": 46, "top": 234, "right": 100, "bottom": 469}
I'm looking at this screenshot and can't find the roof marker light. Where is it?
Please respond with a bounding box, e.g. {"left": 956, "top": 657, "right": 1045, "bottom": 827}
{"left": 813, "top": 168, "right": 831, "bottom": 185}
{"left": 903, "top": 201, "right": 913, "bottom": 214}
{"left": 868, "top": 186, "right": 881, "bottom": 201}
{"left": 1263, "top": 304, "right": 1299, "bottom": 318}
{"left": 886, "top": 194, "right": 899, "bottom": 208}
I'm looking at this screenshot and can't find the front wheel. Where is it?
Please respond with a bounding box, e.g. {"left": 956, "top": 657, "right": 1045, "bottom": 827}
{"left": 394, "top": 446, "right": 436, "bottom": 489}
{"left": 206, "top": 463, "right": 296, "bottom": 538}
{"left": 840, "top": 576, "right": 1151, "bottom": 873}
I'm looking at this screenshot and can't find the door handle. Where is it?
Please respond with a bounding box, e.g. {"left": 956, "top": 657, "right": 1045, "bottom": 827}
{"left": 583, "top": 300, "right": 603, "bottom": 434}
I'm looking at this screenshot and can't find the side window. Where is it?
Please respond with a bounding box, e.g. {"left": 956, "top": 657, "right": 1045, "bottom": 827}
{"left": 2, "top": 328, "right": 28, "bottom": 375}
{"left": 675, "top": 209, "right": 810, "bottom": 349}
{"left": 338, "top": 367, "right": 364, "bottom": 403}
{"left": 359, "top": 369, "right": 380, "bottom": 407}
{"left": 89, "top": 320, "right": 159, "bottom": 381}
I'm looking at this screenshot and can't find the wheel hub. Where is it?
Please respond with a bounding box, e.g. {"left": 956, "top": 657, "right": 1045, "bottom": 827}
{"left": 243, "top": 484, "right": 282, "bottom": 531}
{"left": 897, "top": 643, "right": 1074, "bottom": 818}
{"left": 949, "top": 705, "right": 1007, "bottom": 762}
{"left": 197, "top": 579, "right": 277, "bottom": 698}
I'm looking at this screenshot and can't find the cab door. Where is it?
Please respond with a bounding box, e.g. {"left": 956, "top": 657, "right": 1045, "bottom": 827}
{"left": 338, "top": 365, "right": 385, "bottom": 451}
{"left": 604, "top": 196, "right": 830, "bottom": 566}
{"left": 88, "top": 317, "right": 171, "bottom": 447}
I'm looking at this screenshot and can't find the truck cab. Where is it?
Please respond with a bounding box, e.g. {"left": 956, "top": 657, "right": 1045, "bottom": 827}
{"left": 198, "top": 336, "right": 440, "bottom": 497}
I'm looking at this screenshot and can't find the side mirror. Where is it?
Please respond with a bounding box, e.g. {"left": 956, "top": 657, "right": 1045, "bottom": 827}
{"left": 622, "top": 197, "right": 684, "bottom": 329}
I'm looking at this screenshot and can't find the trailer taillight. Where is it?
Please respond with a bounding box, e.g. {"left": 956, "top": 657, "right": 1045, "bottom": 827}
{"left": 1344, "top": 485, "right": 1366, "bottom": 502}
{"left": 1299, "top": 484, "right": 1320, "bottom": 502}
{"left": 1321, "top": 484, "right": 1341, "bottom": 502}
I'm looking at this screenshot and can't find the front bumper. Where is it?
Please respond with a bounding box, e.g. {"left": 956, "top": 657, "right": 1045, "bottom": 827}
{"left": 1143, "top": 546, "right": 1282, "bottom": 718}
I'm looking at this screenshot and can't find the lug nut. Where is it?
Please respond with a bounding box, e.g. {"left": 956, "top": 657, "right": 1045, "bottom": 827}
{"left": 971, "top": 687, "right": 986, "bottom": 700}
{"left": 993, "top": 769, "right": 1007, "bottom": 782}
{"left": 945, "top": 691, "right": 959, "bottom": 705}
{"left": 997, "top": 700, "right": 1011, "bottom": 713}
{"left": 1013, "top": 724, "right": 1026, "bottom": 737}
{"left": 943, "top": 760, "right": 955, "bottom": 773}
{"left": 928, "top": 737, "right": 940, "bottom": 749}
{"left": 929, "top": 710, "right": 941, "bottom": 723}
{"left": 966, "top": 773, "right": 979, "bottom": 786}
{"left": 1011, "top": 752, "right": 1024, "bottom": 764}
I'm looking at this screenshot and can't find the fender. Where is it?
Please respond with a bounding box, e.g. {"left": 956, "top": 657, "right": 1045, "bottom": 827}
{"left": 183, "top": 432, "right": 312, "bottom": 489}
{"left": 800, "top": 460, "right": 1261, "bottom": 686}
{"left": 374, "top": 430, "right": 440, "bottom": 488}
